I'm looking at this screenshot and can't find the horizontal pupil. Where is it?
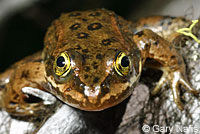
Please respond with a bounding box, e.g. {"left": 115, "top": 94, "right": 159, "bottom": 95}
{"left": 57, "top": 56, "right": 65, "bottom": 67}
{"left": 121, "top": 56, "right": 129, "bottom": 67}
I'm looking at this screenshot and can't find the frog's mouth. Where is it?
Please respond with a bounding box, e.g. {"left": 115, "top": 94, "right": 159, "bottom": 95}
{"left": 70, "top": 79, "right": 136, "bottom": 111}
{"left": 62, "top": 82, "right": 133, "bottom": 111}
{"left": 45, "top": 68, "right": 139, "bottom": 111}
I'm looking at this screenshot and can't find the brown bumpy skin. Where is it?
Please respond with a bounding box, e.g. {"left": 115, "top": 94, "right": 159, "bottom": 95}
{"left": 0, "top": 9, "right": 199, "bottom": 116}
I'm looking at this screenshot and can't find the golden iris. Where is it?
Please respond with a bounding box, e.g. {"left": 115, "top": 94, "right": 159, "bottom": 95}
{"left": 54, "top": 52, "right": 71, "bottom": 77}
{"left": 114, "top": 52, "right": 130, "bottom": 76}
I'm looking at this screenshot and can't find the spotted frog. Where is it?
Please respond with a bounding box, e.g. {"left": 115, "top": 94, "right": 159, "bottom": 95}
{"left": 0, "top": 9, "right": 199, "bottom": 116}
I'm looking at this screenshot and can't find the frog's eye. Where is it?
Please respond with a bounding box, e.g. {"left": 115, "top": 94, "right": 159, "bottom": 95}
{"left": 54, "top": 52, "right": 71, "bottom": 77}
{"left": 114, "top": 52, "right": 131, "bottom": 76}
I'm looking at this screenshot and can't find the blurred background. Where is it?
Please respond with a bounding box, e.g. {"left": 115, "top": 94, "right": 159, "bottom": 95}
{"left": 0, "top": 0, "right": 200, "bottom": 72}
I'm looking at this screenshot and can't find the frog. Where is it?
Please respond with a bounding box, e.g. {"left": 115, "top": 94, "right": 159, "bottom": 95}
{"left": 0, "top": 9, "right": 199, "bottom": 116}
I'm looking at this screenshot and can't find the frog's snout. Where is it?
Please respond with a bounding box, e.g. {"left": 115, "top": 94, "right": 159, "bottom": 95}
{"left": 83, "top": 85, "right": 101, "bottom": 98}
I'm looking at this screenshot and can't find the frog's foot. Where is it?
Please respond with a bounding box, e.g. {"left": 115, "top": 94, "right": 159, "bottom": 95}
{"left": 151, "top": 71, "right": 199, "bottom": 110}
{"left": 170, "top": 71, "right": 200, "bottom": 110}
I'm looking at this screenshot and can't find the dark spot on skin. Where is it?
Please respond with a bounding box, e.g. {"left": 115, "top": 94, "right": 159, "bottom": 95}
{"left": 77, "top": 32, "right": 89, "bottom": 39}
{"left": 92, "top": 61, "right": 98, "bottom": 69}
{"left": 82, "top": 19, "right": 88, "bottom": 21}
{"left": 36, "top": 67, "right": 40, "bottom": 70}
{"left": 76, "top": 45, "right": 82, "bottom": 50}
{"left": 93, "top": 61, "right": 97, "bottom": 65}
{"left": 89, "top": 12, "right": 101, "bottom": 16}
{"left": 135, "top": 31, "right": 144, "bottom": 37}
{"left": 154, "top": 41, "right": 159, "bottom": 46}
{"left": 101, "top": 39, "right": 112, "bottom": 46}
{"left": 35, "top": 71, "right": 39, "bottom": 75}
{"left": 93, "top": 77, "right": 100, "bottom": 83}
{"left": 96, "top": 53, "right": 103, "bottom": 59}
{"left": 101, "top": 37, "right": 118, "bottom": 46}
{"left": 69, "top": 23, "right": 81, "bottom": 30}
{"left": 94, "top": 65, "right": 98, "bottom": 69}
{"left": 84, "top": 74, "right": 89, "bottom": 79}
{"left": 171, "top": 55, "right": 176, "bottom": 59}
{"left": 85, "top": 66, "right": 90, "bottom": 72}
{"left": 82, "top": 49, "right": 89, "bottom": 53}
{"left": 69, "top": 12, "right": 81, "bottom": 17}
{"left": 88, "top": 23, "right": 102, "bottom": 30}
{"left": 21, "top": 70, "right": 29, "bottom": 78}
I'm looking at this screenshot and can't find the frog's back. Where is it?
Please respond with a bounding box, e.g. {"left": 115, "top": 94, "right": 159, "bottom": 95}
{"left": 43, "top": 9, "right": 135, "bottom": 61}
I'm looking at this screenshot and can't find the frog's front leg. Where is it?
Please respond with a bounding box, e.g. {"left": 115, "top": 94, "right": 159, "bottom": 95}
{"left": 133, "top": 29, "right": 199, "bottom": 110}
{"left": 0, "top": 59, "right": 54, "bottom": 116}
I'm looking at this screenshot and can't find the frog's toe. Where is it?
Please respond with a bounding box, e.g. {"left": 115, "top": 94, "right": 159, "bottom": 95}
{"left": 171, "top": 76, "right": 184, "bottom": 110}
{"left": 170, "top": 71, "right": 199, "bottom": 110}
{"left": 151, "top": 70, "right": 199, "bottom": 110}
{"left": 172, "top": 92, "right": 184, "bottom": 111}
{"left": 179, "top": 77, "right": 200, "bottom": 96}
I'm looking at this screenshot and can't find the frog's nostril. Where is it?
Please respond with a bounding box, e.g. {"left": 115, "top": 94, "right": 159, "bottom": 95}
{"left": 93, "top": 77, "right": 100, "bottom": 83}
{"left": 100, "top": 83, "right": 110, "bottom": 95}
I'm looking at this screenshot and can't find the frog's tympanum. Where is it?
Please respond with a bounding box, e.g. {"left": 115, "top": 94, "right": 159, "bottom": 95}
{"left": 0, "top": 9, "right": 199, "bottom": 116}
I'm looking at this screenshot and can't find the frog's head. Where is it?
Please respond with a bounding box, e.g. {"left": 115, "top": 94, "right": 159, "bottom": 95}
{"left": 43, "top": 9, "right": 142, "bottom": 111}
{"left": 45, "top": 48, "right": 141, "bottom": 111}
